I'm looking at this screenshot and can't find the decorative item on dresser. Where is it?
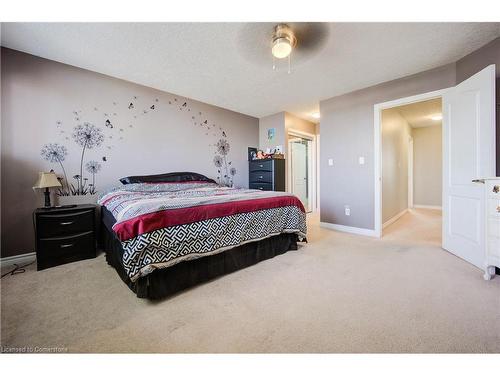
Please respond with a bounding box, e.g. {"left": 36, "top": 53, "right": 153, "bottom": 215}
{"left": 32, "top": 171, "right": 62, "bottom": 208}
{"left": 33, "top": 204, "right": 97, "bottom": 270}
{"left": 249, "top": 158, "right": 285, "bottom": 191}
{"left": 483, "top": 177, "right": 500, "bottom": 280}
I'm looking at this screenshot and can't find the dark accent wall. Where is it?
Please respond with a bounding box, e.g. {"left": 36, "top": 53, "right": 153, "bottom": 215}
{"left": 1, "top": 48, "right": 259, "bottom": 258}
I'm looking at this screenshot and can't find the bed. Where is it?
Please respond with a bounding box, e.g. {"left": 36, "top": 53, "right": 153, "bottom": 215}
{"left": 98, "top": 172, "right": 307, "bottom": 299}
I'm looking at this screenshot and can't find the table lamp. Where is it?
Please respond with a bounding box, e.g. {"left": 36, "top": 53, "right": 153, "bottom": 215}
{"left": 33, "top": 171, "right": 62, "bottom": 208}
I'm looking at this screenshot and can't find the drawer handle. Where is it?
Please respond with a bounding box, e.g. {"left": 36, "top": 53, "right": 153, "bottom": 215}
{"left": 259, "top": 187, "right": 263, "bottom": 190}
{"left": 259, "top": 175, "right": 263, "bottom": 179}
{"left": 493, "top": 185, "right": 499, "bottom": 193}
{"left": 259, "top": 164, "right": 263, "bottom": 168}
{"left": 60, "top": 243, "right": 74, "bottom": 248}
{"left": 60, "top": 221, "right": 74, "bottom": 226}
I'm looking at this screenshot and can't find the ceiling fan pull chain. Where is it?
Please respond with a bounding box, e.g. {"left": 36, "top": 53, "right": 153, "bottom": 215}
{"left": 273, "top": 55, "right": 276, "bottom": 71}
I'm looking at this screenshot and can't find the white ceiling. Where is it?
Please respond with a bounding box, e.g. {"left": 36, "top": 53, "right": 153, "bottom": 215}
{"left": 395, "top": 98, "right": 442, "bottom": 128}
{"left": 1, "top": 23, "right": 499, "bottom": 122}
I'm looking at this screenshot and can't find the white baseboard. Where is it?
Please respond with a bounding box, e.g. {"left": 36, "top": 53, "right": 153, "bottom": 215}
{"left": 320, "top": 222, "right": 378, "bottom": 237}
{"left": 383, "top": 209, "right": 408, "bottom": 229}
{"left": 413, "top": 205, "right": 442, "bottom": 210}
{"left": 0, "top": 252, "right": 36, "bottom": 268}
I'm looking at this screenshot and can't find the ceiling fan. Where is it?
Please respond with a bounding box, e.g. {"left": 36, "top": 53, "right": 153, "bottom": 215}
{"left": 236, "top": 23, "right": 331, "bottom": 73}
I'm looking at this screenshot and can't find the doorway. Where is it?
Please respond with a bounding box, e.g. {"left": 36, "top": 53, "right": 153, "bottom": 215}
{"left": 288, "top": 130, "right": 315, "bottom": 212}
{"left": 371, "top": 65, "right": 496, "bottom": 278}
{"left": 380, "top": 97, "right": 443, "bottom": 237}
{"left": 374, "top": 88, "right": 448, "bottom": 238}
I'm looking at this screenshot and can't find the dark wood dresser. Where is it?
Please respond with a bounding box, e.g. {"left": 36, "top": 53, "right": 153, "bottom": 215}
{"left": 249, "top": 158, "right": 285, "bottom": 191}
{"left": 33, "top": 204, "right": 97, "bottom": 270}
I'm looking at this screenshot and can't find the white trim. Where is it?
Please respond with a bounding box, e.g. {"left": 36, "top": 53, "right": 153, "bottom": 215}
{"left": 320, "top": 222, "right": 378, "bottom": 237}
{"left": 288, "top": 128, "right": 315, "bottom": 140}
{"left": 287, "top": 128, "right": 317, "bottom": 213}
{"left": 408, "top": 137, "right": 414, "bottom": 209}
{"left": 316, "top": 133, "right": 320, "bottom": 212}
{"left": 0, "top": 252, "right": 36, "bottom": 268}
{"left": 383, "top": 209, "right": 409, "bottom": 229}
{"left": 413, "top": 204, "right": 442, "bottom": 210}
{"left": 374, "top": 88, "right": 449, "bottom": 239}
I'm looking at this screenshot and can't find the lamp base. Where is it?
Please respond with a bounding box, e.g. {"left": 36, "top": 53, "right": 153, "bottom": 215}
{"left": 44, "top": 188, "right": 52, "bottom": 208}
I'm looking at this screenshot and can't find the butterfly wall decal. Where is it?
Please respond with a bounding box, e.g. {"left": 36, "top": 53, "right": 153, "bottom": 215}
{"left": 105, "top": 119, "right": 113, "bottom": 128}
{"left": 128, "top": 103, "right": 134, "bottom": 109}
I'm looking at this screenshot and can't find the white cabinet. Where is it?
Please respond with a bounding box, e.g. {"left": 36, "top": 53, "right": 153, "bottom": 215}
{"left": 484, "top": 177, "right": 500, "bottom": 280}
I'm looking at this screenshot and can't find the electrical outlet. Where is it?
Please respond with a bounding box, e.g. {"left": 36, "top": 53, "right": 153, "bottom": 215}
{"left": 359, "top": 156, "right": 365, "bottom": 165}
{"left": 344, "top": 205, "right": 351, "bottom": 216}
{"left": 328, "top": 158, "right": 333, "bottom": 166}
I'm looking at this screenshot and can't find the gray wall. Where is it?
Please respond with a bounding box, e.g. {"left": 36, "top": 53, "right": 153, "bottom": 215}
{"left": 319, "top": 36, "right": 500, "bottom": 230}
{"left": 455, "top": 37, "right": 500, "bottom": 176}
{"left": 381, "top": 108, "right": 411, "bottom": 223}
{"left": 1, "top": 48, "right": 259, "bottom": 258}
{"left": 412, "top": 125, "right": 442, "bottom": 207}
{"left": 319, "top": 64, "right": 456, "bottom": 229}
{"left": 258, "top": 112, "right": 285, "bottom": 153}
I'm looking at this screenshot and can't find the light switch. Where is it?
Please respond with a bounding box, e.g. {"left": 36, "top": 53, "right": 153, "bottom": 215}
{"left": 328, "top": 159, "right": 334, "bottom": 166}
{"left": 359, "top": 156, "right": 365, "bottom": 165}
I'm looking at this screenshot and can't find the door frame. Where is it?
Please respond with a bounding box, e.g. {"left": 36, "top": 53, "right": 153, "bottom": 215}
{"left": 287, "top": 128, "right": 317, "bottom": 212}
{"left": 373, "top": 88, "right": 449, "bottom": 237}
{"left": 408, "top": 136, "right": 414, "bottom": 209}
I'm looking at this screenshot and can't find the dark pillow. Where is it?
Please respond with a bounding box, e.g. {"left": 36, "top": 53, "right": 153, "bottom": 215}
{"left": 120, "top": 172, "right": 217, "bottom": 185}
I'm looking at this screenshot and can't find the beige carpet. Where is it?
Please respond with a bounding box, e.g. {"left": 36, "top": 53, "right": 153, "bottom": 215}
{"left": 1, "top": 209, "right": 499, "bottom": 353}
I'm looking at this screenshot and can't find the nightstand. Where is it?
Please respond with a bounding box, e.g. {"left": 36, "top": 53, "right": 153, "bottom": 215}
{"left": 33, "top": 204, "right": 97, "bottom": 270}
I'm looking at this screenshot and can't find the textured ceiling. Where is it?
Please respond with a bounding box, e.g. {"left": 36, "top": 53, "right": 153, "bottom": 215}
{"left": 396, "top": 98, "right": 442, "bottom": 128}
{"left": 1, "top": 23, "right": 499, "bottom": 122}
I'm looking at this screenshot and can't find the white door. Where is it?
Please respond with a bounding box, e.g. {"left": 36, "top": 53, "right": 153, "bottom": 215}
{"left": 442, "top": 64, "right": 496, "bottom": 269}
{"left": 290, "top": 140, "right": 309, "bottom": 210}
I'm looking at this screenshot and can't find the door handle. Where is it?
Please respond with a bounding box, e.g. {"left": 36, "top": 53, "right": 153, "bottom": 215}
{"left": 472, "top": 179, "right": 485, "bottom": 184}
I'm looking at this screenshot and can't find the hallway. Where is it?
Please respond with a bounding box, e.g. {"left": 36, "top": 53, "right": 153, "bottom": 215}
{"left": 383, "top": 208, "right": 442, "bottom": 246}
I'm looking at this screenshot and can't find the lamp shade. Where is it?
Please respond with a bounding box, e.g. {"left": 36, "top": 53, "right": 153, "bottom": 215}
{"left": 33, "top": 172, "right": 62, "bottom": 190}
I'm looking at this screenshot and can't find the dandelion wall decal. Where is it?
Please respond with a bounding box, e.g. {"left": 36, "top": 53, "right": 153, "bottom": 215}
{"left": 40, "top": 143, "right": 69, "bottom": 192}
{"left": 41, "top": 92, "right": 237, "bottom": 195}
{"left": 72, "top": 122, "right": 104, "bottom": 194}
{"left": 213, "top": 155, "right": 223, "bottom": 168}
{"left": 85, "top": 160, "right": 102, "bottom": 194}
{"left": 217, "top": 139, "right": 230, "bottom": 155}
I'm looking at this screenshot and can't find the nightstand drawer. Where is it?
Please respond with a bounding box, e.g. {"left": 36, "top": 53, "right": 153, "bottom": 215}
{"left": 249, "top": 160, "right": 273, "bottom": 172}
{"left": 38, "top": 231, "right": 94, "bottom": 259}
{"left": 249, "top": 182, "right": 273, "bottom": 191}
{"left": 38, "top": 209, "right": 94, "bottom": 238}
{"left": 488, "top": 218, "right": 500, "bottom": 239}
{"left": 487, "top": 198, "right": 500, "bottom": 218}
{"left": 249, "top": 171, "right": 273, "bottom": 183}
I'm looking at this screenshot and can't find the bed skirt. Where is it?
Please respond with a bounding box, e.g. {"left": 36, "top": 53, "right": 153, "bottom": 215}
{"left": 101, "top": 208, "right": 300, "bottom": 299}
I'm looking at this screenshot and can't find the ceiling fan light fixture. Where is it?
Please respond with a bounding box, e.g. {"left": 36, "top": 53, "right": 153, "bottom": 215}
{"left": 271, "top": 24, "right": 296, "bottom": 59}
{"left": 272, "top": 37, "right": 292, "bottom": 59}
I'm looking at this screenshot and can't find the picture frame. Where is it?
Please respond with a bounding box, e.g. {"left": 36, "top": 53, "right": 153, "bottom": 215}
{"left": 248, "top": 147, "right": 257, "bottom": 161}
